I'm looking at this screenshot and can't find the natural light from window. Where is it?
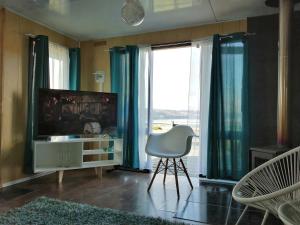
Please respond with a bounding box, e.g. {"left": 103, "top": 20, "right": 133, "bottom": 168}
{"left": 49, "top": 42, "right": 70, "bottom": 90}
{"left": 152, "top": 46, "right": 191, "bottom": 133}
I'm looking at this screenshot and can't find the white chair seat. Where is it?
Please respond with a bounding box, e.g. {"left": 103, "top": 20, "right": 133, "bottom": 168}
{"left": 145, "top": 149, "right": 183, "bottom": 158}
{"left": 146, "top": 126, "right": 194, "bottom": 158}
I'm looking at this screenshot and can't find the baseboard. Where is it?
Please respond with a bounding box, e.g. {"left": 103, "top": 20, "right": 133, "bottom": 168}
{"left": 1, "top": 172, "right": 55, "bottom": 188}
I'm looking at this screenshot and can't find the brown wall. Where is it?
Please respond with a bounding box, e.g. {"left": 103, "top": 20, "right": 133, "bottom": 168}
{"left": 80, "top": 20, "right": 247, "bottom": 92}
{"left": 0, "top": 9, "right": 78, "bottom": 186}
{"left": 0, "top": 8, "right": 4, "bottom": 186}
{"left": 0, "top": 10, "right": 246, "bottom": 186}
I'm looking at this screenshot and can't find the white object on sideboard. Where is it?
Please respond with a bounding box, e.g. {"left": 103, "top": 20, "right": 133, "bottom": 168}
{"left": 93, "top": 71, "right": 105, "bottom": 92}
{"left": 33, "top": 137, "right": 123, "bottom": 183}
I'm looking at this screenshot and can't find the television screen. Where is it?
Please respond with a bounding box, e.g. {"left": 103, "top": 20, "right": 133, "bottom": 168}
{"left": 38, "top": 89, "right": 118, "bottom": 136}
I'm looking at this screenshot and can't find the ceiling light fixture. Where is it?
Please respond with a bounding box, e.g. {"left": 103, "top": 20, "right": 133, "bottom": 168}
{"left": 121, "top": 0, "right": 145, "bottom": 26}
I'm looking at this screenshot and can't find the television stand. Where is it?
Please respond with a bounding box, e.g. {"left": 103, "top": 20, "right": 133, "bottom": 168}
{"left": 33, "top": 137, "right": 123, "bottom": 184}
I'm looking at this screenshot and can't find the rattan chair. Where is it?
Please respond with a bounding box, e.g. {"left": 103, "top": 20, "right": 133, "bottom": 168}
{"left": 226, "top": 146, "right": 300, "bottom": 225}
{"left": 145, "top": 125, "right": 195, "bottom": 198}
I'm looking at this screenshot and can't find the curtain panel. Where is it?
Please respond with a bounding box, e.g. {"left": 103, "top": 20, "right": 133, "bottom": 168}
{"left": 187, "top": 38, "right": 213, "bottom": 177}
{"left": 110, "top": 46, "right": 140, "bottom": 169}
{"left": 25, "top": 35, "right": 50, "bottom": 173}
{"left": 49, "top": 42, "right": 70, "bottom": 90}
{"left": 207, "top": 33, "right": 249, "bottom": 180}
{"left": 138, "top": 46, "right": 152, "bottom": 170}
{"left": 69, "top": 48, "right": 81, "bottom": 91}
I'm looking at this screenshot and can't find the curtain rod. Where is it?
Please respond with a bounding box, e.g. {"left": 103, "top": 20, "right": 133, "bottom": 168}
{"left": 104, "top": 46, "right": 126, "bottom": 52}
{"left": 219, "top": 32, "right": 256, "bottom": 40}
{"left": 151, "top": 41, "right": 191, "bottom": 49}
{"left": 104, "top": 32, "right": 255, "bottom": 51}
{"left": 104, "top": 41, "right": 191, "bottom": 51}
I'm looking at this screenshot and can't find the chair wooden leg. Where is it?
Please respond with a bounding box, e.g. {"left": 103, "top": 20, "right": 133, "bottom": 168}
{"left": 57, "top": 171, "right": 64, "bottom": 184}
{"left": 148, "top": 158, "right": 162, "bottom": 192}
{"left": 173, "top": 158, "right": 180, "bottom": 198}
{"left": 179, "top": 158, "right": 193, "bottom": 189}
{"left": 163, "top": 158, "right": 169, "bottom": 184}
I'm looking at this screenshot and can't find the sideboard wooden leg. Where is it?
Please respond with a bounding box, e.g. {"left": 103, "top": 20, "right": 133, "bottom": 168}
{"left": 95, "top": 167, "right": 102, "bottom": 179}
{"left": 58, "top": 170, "right": 64, "bottom": 184}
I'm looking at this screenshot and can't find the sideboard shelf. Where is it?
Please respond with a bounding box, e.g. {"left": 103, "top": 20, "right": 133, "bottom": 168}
{"left": 33, "top": 137, "right": 123, "bottom": 183}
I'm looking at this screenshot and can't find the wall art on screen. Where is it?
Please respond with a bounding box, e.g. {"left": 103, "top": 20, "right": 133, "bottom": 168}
{"left": 38, "top": 89, "right": 117, "bottom": 136}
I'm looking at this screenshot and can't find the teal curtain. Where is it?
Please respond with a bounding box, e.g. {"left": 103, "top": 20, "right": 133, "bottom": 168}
{"left": 207, "top": 33, "right": 249, "bottom": 180}
{"left": 69, "top": 48, "right": 81, "bottom": 90}
{"left": 110, "top": 46, "right": 140, "bottom": 169}
{"left": 110, "top": 47, "right": 126, "bottom": 138}
{"left": 25, "top": 35, "right": 50, "bottom": 173}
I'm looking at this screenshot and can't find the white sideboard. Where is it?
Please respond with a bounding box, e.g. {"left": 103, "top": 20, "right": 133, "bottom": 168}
{"left": 33, "top": 136, "right": 123, "bottom": 183}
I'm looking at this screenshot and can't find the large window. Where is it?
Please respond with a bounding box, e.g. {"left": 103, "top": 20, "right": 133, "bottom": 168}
{"left": 151, "top": 46, "right": 199, "bottom": 176}
{"left": 152, "top": 46, "right": 191, "bottom": 133}
{"left": 49, "top": 42, "right": 69, "bottom": 90}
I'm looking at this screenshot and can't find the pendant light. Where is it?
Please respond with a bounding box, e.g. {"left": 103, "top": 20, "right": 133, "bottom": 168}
{"left": 121, "top": 0, "right": 145, "bottom": 26}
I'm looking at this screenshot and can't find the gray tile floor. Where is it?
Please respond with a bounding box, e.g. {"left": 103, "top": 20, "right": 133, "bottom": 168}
{"left": 0, "top": 169, "right": 283, "bottom": 225}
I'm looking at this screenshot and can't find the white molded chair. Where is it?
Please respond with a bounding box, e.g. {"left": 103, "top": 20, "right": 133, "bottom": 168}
{"left": 146, "top": 125, "right": 195, "bottom": 198}
{"left": 226, "top": 146, "right": 300, "bottom": 225}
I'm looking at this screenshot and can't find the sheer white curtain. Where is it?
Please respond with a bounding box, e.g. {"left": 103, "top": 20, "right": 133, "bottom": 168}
{"left": 138, "top": 46, "right": 153, "bottom": 170}
{"left": 49, "top": 42, "right": 70, "bottom": 89}
{"left": 187, "top": 37, "right": 213, "bottom": 177}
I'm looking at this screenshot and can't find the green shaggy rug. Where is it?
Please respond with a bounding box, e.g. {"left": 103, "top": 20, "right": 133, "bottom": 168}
{"left": 0, "top": 197, "right": 186, "bottom": 225}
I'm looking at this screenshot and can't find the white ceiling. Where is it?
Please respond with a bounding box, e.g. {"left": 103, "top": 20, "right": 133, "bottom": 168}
{"left": 0, "top": 0, "right": 281, "bottom": 41}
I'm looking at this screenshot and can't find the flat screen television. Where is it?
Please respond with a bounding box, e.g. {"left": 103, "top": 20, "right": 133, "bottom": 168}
{"left": 38, "top": 88, "right": 118, "bottom": 136}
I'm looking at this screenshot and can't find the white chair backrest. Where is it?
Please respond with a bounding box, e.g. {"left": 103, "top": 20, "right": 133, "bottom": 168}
{"left": 159, "top": 125, "right": 195, "bottom": 156}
